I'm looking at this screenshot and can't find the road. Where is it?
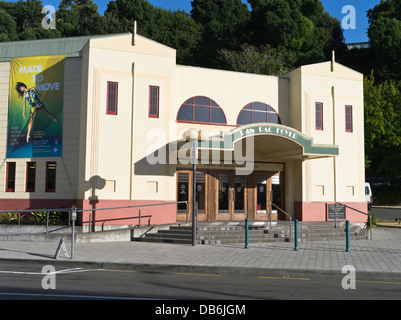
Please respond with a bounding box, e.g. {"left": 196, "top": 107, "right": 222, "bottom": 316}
{"left": 0, "top": 261, "right": 400, "bottom": 303}
{"left": 371, "top": 207, "right": 401, "bottom": 220}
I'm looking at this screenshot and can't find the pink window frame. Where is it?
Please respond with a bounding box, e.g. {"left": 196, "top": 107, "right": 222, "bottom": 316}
{"left": 25, "top": 162, "right": 36, "bottom": 193}
{"left": 106, "top": 81, "right": 118, "bottom": 115}
{"left": 45, "top": 161, "right": 57, "bottom": 193}
{"left": 176, "top": 96, "right": 227, "bottom": 125}
{"left": 315, "top": 102, "right": 323, "bottom": 130}
{"left": 5, "top": 162, "right": 16, "bottom": 192}
{"left": 149, "top": 86, "right": 159, "bottom": 118}
{"left": 345, "top": 105, "right": 353, "bottom": 132}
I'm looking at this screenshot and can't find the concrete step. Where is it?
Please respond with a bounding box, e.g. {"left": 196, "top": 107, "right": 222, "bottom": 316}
{"left": 135, "top": 220, "right": 368, "bottom": 244}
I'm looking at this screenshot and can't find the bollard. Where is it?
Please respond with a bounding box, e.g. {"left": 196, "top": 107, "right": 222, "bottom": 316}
{"left": 294, "top": 219, "right": 299, "bottom": 251}
{"left": 345, "top": 220, "right": 350, "bottom": 252}
{"left": 245, "top": 218, "right": 249, "bottom": 249}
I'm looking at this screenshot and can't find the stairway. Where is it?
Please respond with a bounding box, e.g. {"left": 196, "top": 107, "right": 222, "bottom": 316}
{"left": 133, "top": 221, "right": 368, "bottom": 245}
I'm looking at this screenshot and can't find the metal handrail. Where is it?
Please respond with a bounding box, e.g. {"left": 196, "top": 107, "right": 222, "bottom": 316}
{"left": 76, "top": 201, "right": 188, "bottom": 212}
{"left": 271, "top": 203, "right": 293, "bottom": 242}
{"left": 0, "top": 208, "right": 72, "bottom": 234}
{"left": 0, "top": 201, "right": 189, "bottom": 234}
{"left": 335, "top": 202, "right": 373, "bottom": 240}
{"left": 81, "top": 201, "right": 189, "bottom": 232}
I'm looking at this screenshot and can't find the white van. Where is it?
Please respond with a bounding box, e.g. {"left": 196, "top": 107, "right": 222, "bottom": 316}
{"left": 365, "top": 182, "right": 372, "bottom": 210}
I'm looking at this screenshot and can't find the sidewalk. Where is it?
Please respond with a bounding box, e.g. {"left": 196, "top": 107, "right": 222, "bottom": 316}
{"left": 0, "top": 227, "right": 400, "bottom": 277}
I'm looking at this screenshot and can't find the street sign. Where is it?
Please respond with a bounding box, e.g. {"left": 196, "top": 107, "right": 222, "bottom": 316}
{"left": 54, "top": 238, "right": 69, "bottom": 259}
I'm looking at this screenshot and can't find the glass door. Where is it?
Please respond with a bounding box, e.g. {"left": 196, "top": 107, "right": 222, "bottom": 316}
{"left": 195, "top": 172, "right": 207, "bottom": 221}
{"left": 216, "top": 172, "right": 247, "bottom": 220}
{"left": 232, "top": 175, "right": 246, "bottom": 220}
{"left": 218, "top": 173, "right": 230, "bottom": 219}
{"left": 177, "top": 172, "right": 189, "bottom": 221}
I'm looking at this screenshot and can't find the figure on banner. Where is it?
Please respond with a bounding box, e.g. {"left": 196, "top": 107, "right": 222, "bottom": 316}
{"left": 15, "top": 81, "right": 59, "bottom": 143}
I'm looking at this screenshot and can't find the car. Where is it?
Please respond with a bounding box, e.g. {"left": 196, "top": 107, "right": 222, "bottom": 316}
{"left": 365, "top": 182, "right": 372, "bottom": 210}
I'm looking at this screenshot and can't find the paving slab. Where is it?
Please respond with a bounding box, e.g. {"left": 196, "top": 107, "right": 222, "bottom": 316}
{"left": 0, "top": 227, "right": 400, "bottom": 278}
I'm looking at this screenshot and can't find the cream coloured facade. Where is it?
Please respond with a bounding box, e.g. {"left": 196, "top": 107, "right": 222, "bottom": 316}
{"left": 0, "top": 33, "right": 366, "bottom": 225}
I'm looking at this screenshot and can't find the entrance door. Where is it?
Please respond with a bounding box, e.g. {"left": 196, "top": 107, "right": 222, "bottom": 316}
{"left": 233, "top": 175, "right": 246, "bottom": 220}
{"left": 255, "top": 174, "right": 272, "bottom": 220}
{"left": 217, "top": 172, "right": 246, "bottom": 220}
{"left": 176, "top": 171, "right": 207, "bottom": 221}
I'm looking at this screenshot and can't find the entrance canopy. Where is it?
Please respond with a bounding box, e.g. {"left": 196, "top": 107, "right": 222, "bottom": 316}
{"left": 179, "top": 123, "right": 339, "bottom": 162}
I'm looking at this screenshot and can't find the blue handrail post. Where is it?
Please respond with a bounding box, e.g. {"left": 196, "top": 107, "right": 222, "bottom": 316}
{"left": 345, "top": 220, "right": 350, "bottom": 252}
{"left": 245, "top": 218, "right": 249, "bottom": 249}
{"left": 294, "top": 219, "right": 299, "bottom": 251}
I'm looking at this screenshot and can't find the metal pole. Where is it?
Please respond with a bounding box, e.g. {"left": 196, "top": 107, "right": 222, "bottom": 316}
{"left": 289, "top": 217, "right": 292, "bottom": 243}
{"left": 71, "top": 205, "right": 76, "bottom": 259}
{"left": 294, "top": 219, "right": 299, "bottom": 251}
{"left": 369, "top": 215, "right": 373, "bottom": 240}
{"left": 345, "top": 220, "right": 350, "bottom": 252}
{"left": 46, "top": 211, "right": 49, "bottom": 234}
{"left": 186, "top": 201, "right": 188, "bottom": 224}
{"left": 192, "top": 139, "right": 197, "bottom": 246}
{"left": 139, "top": 208, "right": 141, "bottom": 228}
{"left": 245, "top": 218, "right": 249, "bottom": 249}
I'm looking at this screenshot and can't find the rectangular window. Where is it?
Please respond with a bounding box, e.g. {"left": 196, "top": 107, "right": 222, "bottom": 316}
{"left": 46, "top": 162, "right": 57, "bottom": 192}
{"left": 5, "top": 162, "right": 16, "bottom": 192}
{"left": 149, "top": 86, "right": 159, "bottom": 118}
{"left": 345, "top": 105, "right": 353, "bottom": 132}
{"left": 25, "top": 162, "right": 36, "bottom": 192}
{"left": 107, "top": 81, "right": 118, "bottom": 115}
{"left": 315, "top": 102, "right": 323, "bottom": 130}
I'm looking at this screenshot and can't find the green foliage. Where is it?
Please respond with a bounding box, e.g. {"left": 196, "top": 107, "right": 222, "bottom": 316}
{"left": 368, "top": 0, "right": 401, "bottom": 86}
{"left": 248, "top": 0, "right": 330, "bottom": 67}
{"left": 29, "top": 210, "right": 69, "bottom": 225}
{"left": 0, "top": 211, "right": 19, "bottom": 224}
{"left": 191, "top": 0, "right": 251, "bottom": 67}
{"left": 0, "top": 210, "right": 68, "bottom": 225}
{"left": 364, "top": 73, "right": 401, "bottom": 176}
{"left": 0, "top": 8, "right": 17, "bottom": 41}
{"left": 365, "top": 213, "right": 377, "bottom": 229}
{"left": 219, "top": 44, "right": 288, "bottom": 76}
{"left": 371, "top": 185, "right": 401, "bottom": 205}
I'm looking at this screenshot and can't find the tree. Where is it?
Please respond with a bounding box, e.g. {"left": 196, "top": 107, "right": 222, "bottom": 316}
{"left": 190, "top": 0, "right": 251, "bottom": 67}
{"left": 105, "top": 0, "right": 155, "bottom": 35}
{"left": 0, "top": 8, "right": 17, "bottom": 41}
{"left": 105, "top": 0, "right": 201, "bottom": 65}
{"left": 219, "top": 44, "right": 288, "bottom": 76}
{"left": 57, "top": 0, "right": 101, "bottom": 36}
{"left": 147, "top": 9, "right": 202, "bottom": 65}
{"left": 364, "top": 72, "right": 401, "bottom": 176}
{"left": 248, "top": 0, "right": 330, "bottom": 67}
{"left": 367, "top": 0, "right": 401, "bottom": 86}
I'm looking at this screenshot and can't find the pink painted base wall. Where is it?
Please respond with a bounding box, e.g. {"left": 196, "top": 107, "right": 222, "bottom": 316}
{"left": 294, "top": 201, "right": 368, "bottom": 222}
{"left": 78, "top": 199, "right": 177, "bottom": 226}
{"left": 0, "top": 199, "right": 177, "bottom": 226}
{"left": 0, "top": 199, "right": 77, "bottom": 211}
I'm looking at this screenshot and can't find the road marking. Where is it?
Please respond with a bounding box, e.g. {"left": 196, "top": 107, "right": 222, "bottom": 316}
{"left": 258, "top": 276, "right": 310, "bottom": 281}
{"left": 356, "top": 280, "right": 401, "bottom": 285}
{"left": 175, "top": 273, "right": 222, "bottom": 277}
{"left": 0, "top": 268, "right": 101, "bottom": 275}
{"left": 0, "top": 292, "right": 153, "bottom": 300}
{"left": 101, "top": 269, "right": 140, "bottom": 273}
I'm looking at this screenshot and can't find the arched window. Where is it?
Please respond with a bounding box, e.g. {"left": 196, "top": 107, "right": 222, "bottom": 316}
{"left": 237, "top": 102, "right": 281, "bottom": 125}
{"left": 177, "top": 96, "right": 227, "bottom": 125}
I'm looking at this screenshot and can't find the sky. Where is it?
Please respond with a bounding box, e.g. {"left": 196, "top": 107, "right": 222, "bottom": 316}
{"left": 20, "top": 0, "right": 383, "bottom": 43}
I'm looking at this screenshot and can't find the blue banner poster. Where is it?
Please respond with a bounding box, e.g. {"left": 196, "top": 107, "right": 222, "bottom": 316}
{"left": 7, "top": 55, "right": 65, "bottom": 158}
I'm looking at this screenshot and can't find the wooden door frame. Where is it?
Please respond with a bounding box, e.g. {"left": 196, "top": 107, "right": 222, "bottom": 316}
{"left": 176, "top": 169, "right": 208, "bottom": 222}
